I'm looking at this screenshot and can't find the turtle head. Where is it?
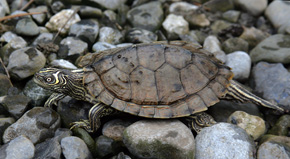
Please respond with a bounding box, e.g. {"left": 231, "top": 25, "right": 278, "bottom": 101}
{"left": 34, "top": 68, "right": 86, "bottom": 99}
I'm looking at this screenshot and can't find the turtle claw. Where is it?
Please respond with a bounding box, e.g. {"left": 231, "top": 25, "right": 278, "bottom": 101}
{"left": 70, "top": 120, "right": 94, "bottom": 133}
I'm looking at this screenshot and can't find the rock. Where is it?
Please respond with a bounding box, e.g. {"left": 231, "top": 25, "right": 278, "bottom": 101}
{"left": 116, "top": 43, "right": 133, "bottom": 48}
{"left": 162, "top": 14, "right": 189, "bottom": 39}
{"left": 0, "top": 135, "right": 35, "bottom": 159}
{"left": 92, "top": 42, "right": 116, "bottom": 52}
{"left": 50, "top": 1, "right": 65, "bottom": 14}
{"left": 88, "top": 0, "right": 126, "bottom": 10}
{"left": 45, "top": 9, "right": 81, "bottom": 35}
{"left": 69, "top": 19, "right": 99, "bottom": 46}
{"left": 79, "top": 6, "right": 103, "bottom": 18}
{"left": 203, "top": 0, "right": 234, "bottom": 12}
{"left": 234, "top": 0, "right": 267, "bottom": 16}
{"left": 203, "top": 35, "right": 227, "bottom": 63}
{"left": 0, "top": 74, "right": 13, "bottom": 96}
{"left": 252, "top": 62, "right": 290, "bottom": 107}
{"left": 265, "top": 1, "right": 290, "bottom": 33}
{"left": 222, "top": 37, "right": 249, "bottom": 53}
{"left": 0, "top": 95, "right": 30, "bottom": 119}
{"left": 257, "top": 141, "right": 290, "bottom": 159}
{"left": 103, "top": 9, "right": 117, "bottom": 22}
{"left": 58, "top": 37, "right": 88, "bottom": 61}
{"left": 3, "top": 107, "right": 60, "bottom": 144}
{"left": 7, "top": 47, "right": 46, "bottom": 80}
{"left": 240, "top": 27, "right": 269, "bottom": 49}
{"left": 31, "top": 32, "right": 54, "bottom": 46}
{"left": 0, "top": 0, "right": 9, "bottom": 15}
{"left": 111, "top": 152, "right": 131, "bottom": 159}
{"left": 228, "top": 111, "right": 266, "bottom": 140}
{"left": 127, "top": 1, "right": 163, "bottom": 32}
{"left": 169, "top": 2, "right": 198, "bottom": 16}
{"left": 102, "top": 119, "right": 133, "bottom": 141}
{"left": 0, "top": 31, "right": 18, "bottom": 43}
{"left": 28, "top": 6, "right": 47, "bottom": 24}
{"left": 222, "top": 10, "right": 241, "bottom": 23}
{"left": 54, "top": 128, "right": 72, "bottom": 142}
{"left": 23, "top": 79, "right": 52, "bottom": 107}
{"left": 95, "top": 135, "right": 122, "bottom": 158}
{"left": 98, "top": 27, "right": 123, "bottom": 45}
{"left": 123, "top": 120, "right": 195, "bottom": 159}
{"left": 196, "top": 123, "right": 255, "bottom": 159}
{"left": 226, "top": 51, "right": 251, "bottom": 81}
{"left": 260, "top": 135, "right": 290, "bottom": 148}
{"left": 50, "top": 59, "right": 78, "bottom": 69}
{"left": 0, "top": 117, "right": 15, "bottom": 144}
{"left": 61, "top": 136, "right": 93, "bottom": 159}
{"left": 15, "top": 18, "right": 40, "bottom": 36}
{"left": 250, "top": 34, "right": 290, "bottom": 63}
{"left": 72, "top": 128, "right": 96, "bottom": 157}
{"left": 185, "top": 13, "right": 210, "bottom": 28}
{"left": 125, "top": 28, "right": 157, "bottom": 43}
{"left": 34, "top": 138, "right": 61, "bottom": 159}
{"left": 210, "top": 20, "right": 233, "bottom": 34}
{"left": 268, "top": 115, "right": 290, "bottom": 136}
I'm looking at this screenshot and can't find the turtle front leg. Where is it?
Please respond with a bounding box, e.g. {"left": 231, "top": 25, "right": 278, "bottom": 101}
{"left": 44, "top": 93, "right": 66, "bottom": 107}
{"left": 187, "top": 112, "right": 216, "bottom": 133}
{"left": 70, "top": 103, "right": 114, "bottom": 133}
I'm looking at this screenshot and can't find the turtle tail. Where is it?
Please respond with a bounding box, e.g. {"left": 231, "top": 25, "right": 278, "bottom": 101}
{"left": 226, "top": 80, "right": 284, "bottom": 111}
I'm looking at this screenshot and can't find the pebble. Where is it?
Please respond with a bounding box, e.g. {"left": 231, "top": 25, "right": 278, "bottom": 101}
{"left": 72, "top": 128, "right": 96, "bottom": 157}
{"left": 61, "top": 136, "right": 93, "bottom": 159}
{"left": 260, "top": 135, "right": 290, "bottom": 149}
{"left": 250, "top": 34, "right": 290, "bottom": 63}
{"left": 185, "top": 13, "right": 210, "bottom": 28}
{"left": 78, "top": 6, "right": 103, "bottom": 18}
{"left": 126, "top": 28, "right": 157, "bottom": 43}
{"left": 102, "top": 119, "right": 133, "bottom": 141}
{"left": 203, "top": 0, "right": 234, "bottom": 12}
{"left": 58, "top": 37, "right": 88, "bottom": 60}
{"left": 226, "top": 51, "right": 251, "bottom": 81}
{"left": 88, "top": 0, "right": 126, "bottom": 10}
{"left": 31, "top": 32, "right": 54, "bottom": 46}
{"left": 0, "top": 31, "right": 18, "bottom": 43}
{"left": 34, "top": 138, "right": 61, "bottom": 159}
{"left": 7, "top": 47, "right": 46, "bottom": 80}
{"left": 228, "top": 111, "right": 266, "bottom": 140}
{"left": 0, "top": 117, "right": 15, "bottom": 144}
{"left": 3, "top": 107, "right": 60, "bottom": 144}
{"left": 95, "top": 135, "right": 122, "bottom": 158}
{"left": 210, "top": 20, "right": 233, "bottom": 34}
{"left": 45, "top": 9, "right": 81, "bottom": 35}
{"left": 169, "top": 2, "right": 198, "bottom": 16}
{"left": 92, "top": 42, "right": 116, "bottom": 52}
{"left": 98, "top": 27, "right": 123, "bottom": 45}
{"left": 234, "top": 0, "right": 267, "bottom": 16}
{"left": 203, "top": 35, "right": 227, "bottom": 63}
{"left": 162, "top": 14, "right": 189, "bottom": 39}
{"left": 257, "top": 141, "right": 290, "bottom": 159}
{"left": 195, "top": 123, "right": 255, "bottom": 159}
{"left": 50, "top": 1, "right": 65, "bottom": 14}
{"left": 0, "top": 0, "right": 9, "bottom": 15}
{"left": 239, "top": 27, "right": 268, "bottom": 48}
{"left": 268, "top": 115, "right": 290, "bottom": 136}
{"left": 222, "top": 10, "right": 241, "bottom": 23}
{"left": 0, "top": 74, "right": 13, "bottom": 96}
{"left": 123, "top": 120, "right": 195, "bottom": 159}
{"left": 222, "top": 37, "right": 249, "bottom": 53}
{"left": 50, "top": 59, "right": 78, "bottom": 69}
{"left": 252, "top": 62, "right": 290, "bottom": 107}
{"left": 0, "top": 95, "right": 30, "bottom": 119}
{"left": 28, "top": 6, "right": 47, "bottom": 25}
{"left": 0, "top": 135, "right": 35, "bottom": 159}
{"left": 15, "top": 18, "right": 40, "bottom": 36}
{"left": 127, "top": 1, "right": 163, "bottom": 32}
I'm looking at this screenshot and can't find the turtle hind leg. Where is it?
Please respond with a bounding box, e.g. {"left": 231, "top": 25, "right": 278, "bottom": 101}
{"left": 187, "top": 112, "right": 216, "bottom": 133}
{"left": 70, "top": 103, "right": 114, "bottom": 133}
{"left": 226, "top": 80, "right": 284, "bottom": 112}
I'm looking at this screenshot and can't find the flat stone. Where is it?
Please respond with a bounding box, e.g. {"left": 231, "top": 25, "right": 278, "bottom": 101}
{"left": 222, "top": 37, "right": 249, "bottom": 53}
{"left": 34, "top": 138, "right": 61, "bottom": 159}
{"left": 92, "top": 42, "right": 116, "bottom": 53}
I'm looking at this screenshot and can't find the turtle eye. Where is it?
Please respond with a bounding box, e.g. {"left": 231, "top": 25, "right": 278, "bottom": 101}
{"left": 46, "top": 77, "right": 52, "bottom": 82}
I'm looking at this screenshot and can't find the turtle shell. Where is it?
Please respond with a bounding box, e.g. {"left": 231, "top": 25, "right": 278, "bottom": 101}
{"left": 79, "top": 41, "right": 234, "bottom": 118}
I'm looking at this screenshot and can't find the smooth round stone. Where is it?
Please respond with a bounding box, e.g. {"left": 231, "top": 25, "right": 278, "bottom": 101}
{"left": 88, "top": 0, "right": 126, "bottom": 10}
{"left": 0, "top": 0, "right": 9, "bottom": 15}
{"left": 0, "top": 117, "right": 15, "bottom": 144}
{"left": 95, "top": 135, "right": 122, "bottom": 158}
{"left": 72, "top": 128, "right": 96, "bottom": 157}
{"left": 50, "top": 59, "right": 77, "bottom": 69}
{"left": 260, "top": 135, "right": 290, "bottom": 149}
{"left": 126, "top": 28, "right": 157, "bottom": 43}
{"left": 50, "top": 1, "right": 65, "bottom": 13}
{"left": 0, "top": 31, "right": 18, "bottom": 43}
{"left": 45, "top": 9, "right": 81, "bottom": 35}
{"left": 0, "top": 95, "right": 30, "bottom": 119}
{"left": 92, "top": 42, "right": 116, "bottom": 53}
{"left": 257, "top": 141, "right": 290, "bottom": 159}
{"left": 203, "top": 35, "right": 222, "bottom": 52}
{"left": 226, "top": 51, "right": 251, "bottom": 81}
{"left": 0, "top": 74, "right": 13, "bottom": 96}
{"left": 98, "top": 27, "right": 123, "bottom": 45}
{"left": 234, "top": 0, "right": 267, "bottom": 16}
{"left": 185, "top": 13, "right": 210, "bottom": 27}
{"left": 59, "top": 37, "right": 88, "bottom": 60}
{"left": 162, "top": 14, "right": 189, "bottom": 38}
{"left": 228, "top": 111, "right": 266, "bottom": 140}
{"left": 222, "top": 37, "right": 249, "bottom": 53}
{"left": 31, "top": 33, "right": 54, "bottom": 46}
{"left": 34, "top": 137, "right": 61, "bottom": 159}
{"left": 169, "top": 2, "right": 198, "bottom": 16}
{"left": 103, "top": 9, "right": 117, "bottom": 21}
{"left": 127, "top": 1, "right": 163, "bottom": 32}
{"left": 28, "top": 6, "right": 47, "bottom": 24}
{"left": 78, "top": 6, "right": 103, "bottom": 18}
{"left": 15, "top": 18, "right": 40, "bottom": 36}
{"left": 268, "top": 115, "right": 290, "bottom": 136}
{"left": 203, "top": 0, "right": 234, "bottom": 12}
{"left": 196, "top": 123, "right": 255, "bottom": 159}
{"left": 239, "top": 27, "right": 268, "bottom": 49}
{"left": 61, "top": 136, "right": 93, "bottom": 159}
{"left": 123, "top": 120, "right": 195, "bottom": 159}
{"left": 210, "top": 20, "right": 233, "bottom": 34}
{"left": 102, "top": 119, "right": 133, "bottom": 141}
{"left": 222, "top": 10, "right": 241, "bottom": 23}
{"left": 250, "top": 34, "right": 290, "bottom": 64}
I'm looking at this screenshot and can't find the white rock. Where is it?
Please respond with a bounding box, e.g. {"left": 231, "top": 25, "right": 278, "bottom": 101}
{"left": 257, "top": 141, "right": 290, "bottom": 159}
{"left": 61, "top": 136, "right": 93, "bottom": 159}
{"left": 203, "top": 35, "right": 222, "bottom": 53}
{"left": 226, "top": 51, "right": 251, "bottom": 81}
{"left": 169, "top": 2, "right": 198, "bottom": 16}
{"left": 162, "top": 14, "right": 189, "bottom": 35}
{"left": 5, "top": 136, "right": 35, "bottom": 159}
{"left": 50, "top": 59, "right": 78, "bottom": 69}
{"left": 234, "top": 0, "right": 267, "bottom": 16}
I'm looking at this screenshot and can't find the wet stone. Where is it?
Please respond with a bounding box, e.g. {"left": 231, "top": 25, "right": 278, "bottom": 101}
{"left": 222, "top": 37, "right": 249, "bottom": 53}
{"left": 127, "top": 1, "right": 163, "bottom": 32}
{"left": 126, "top": 28, "right": 157, "bottom": 43}
{"left": 98, "top": 27, "right": 123, "bottom": 45}
{"left": 28, "top": 6, "right": 47, "bottom": 25}
{"left": 102, "top": 119, "right": 133, "bottom": 141}
{"left": 92, "top": 42, "right": 116, "bottom": 53}
{"left": 61, "top": 136, "right": 93, "bottom": 159}
{"left": 0, "top": 94, "right": 30, "bottom": 119}
{"left": 15, "top": 18, "right": 40, "bottom": 36}
{"left": 3, "top": 107, "right": 60, "bottom": 144}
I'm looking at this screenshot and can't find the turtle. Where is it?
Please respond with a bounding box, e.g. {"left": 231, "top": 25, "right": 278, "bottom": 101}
{"left": 34, "top": 41, "right": 284, "bottom": 133}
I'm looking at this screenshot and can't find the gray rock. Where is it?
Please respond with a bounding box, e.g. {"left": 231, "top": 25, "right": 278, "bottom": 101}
{"left": 31, "top": 32, "right": 54, "bottom": 46}
{"left": 95, "top": 135, "right": 122, "bottom": 157}
{"left": 28, "top": 6, "right": 47, "bottom": 24}
{"left": 50, "top": 1, "right": 65, "bottom": 14}
{"left": 0, "top": 5, "right": 5, "bottom": 18}
{"left": 265, "top": 1, "right": 290, "bottom": 33}
{"left": 252, "top": 62, "right": 290, "bottom": 108}
{"left": 234, "top": 0, "right": 267, "bottom": 16}
{"left": 195, "top": 123, "right": 255, "bottom": 159}
{"left": 88, "top": 0, "right": 126, "bottom": 10}
{"left": 222, "top": 37, "right": 249, "bottom": 53}
{"left": 23, "top": 79, "right": 52, "bottom": 107}
{"left": 210, "top": 20, "right": 233, "bottom": 34}
{"left": 98, "top": 27, "right": 123, "bottom": 44}
{"left": 102, "top": 119, "right": 133, "bottom": 141}
{"left": 0, "top": 74, "right": 13, "bottom": 96}
{"left": 240, "top": 27, "right": 269, "bottom": 49}
{"left": 127, "top": 1, "right": 163, "bottom": 31}
{"left": 7, "top": 47, "right": 46, "bottom": 80}
{"left": 15, "top": 18, "right": 40, "bottom": 36}
{"left": 79, "top": 6, "right": 103, "bottom": 18}
{"left": 34, "top": 138, "right": 61, "bottom": 159}
{"left": 0, "top": 0, "right": 9, "bottom": 15}
{"left": 92, "top": 42, "right": 116, "bottom": 52}
{"left": 162, "top": 14, "right": 189, "bottom": 39}
{"left": 54, "top": 128, "right": 73, "bottom": 142}
{"left": 69, "top": 19, "right": 99, "bottom": 46}
{"left": 0, "top": 31, "right": 18, "bottom": 43}
{"left": 58, "top": 37, "right": 88, "bottom": 60}
{"left": 228, "top": 111, "right": 266, "bottom": 140}
{"left": 226, "top": 51, "right": 251, "bottom": 81}
{"left": 50, "top": 59, "right": 78, "bottom": 69}
{"left": 203, "top": 35, "right": 222, "bottom": 53}
{"left": 250, "top": 34, "right": 290, "bottom": 64}
{"left": 45, "top": 9, "right": 81, "bottom": 35}
{"left": 3, "top": 107, "right": 60, "bottom": 144}
{"left": 61, "top": 136, "right": 93, "bottom": 159}
{"left": 257, "top": 141, "right": 290, "bottom": 159}
{"left": 203, "top": 0, "right": 234, "bottom": 12}
{"left": 169, "top": 2, "right": 198, "bottom": 16}
{"left": 111, "top": 152, "right": 132, "bottom": 159}
{"left": 126, "top": 28, "right": 157, "bottom": 43}
{"left": 0, "top": 95, "right": 30, "bottom": 119}
{"left": 116, "top": 43, "right": 133, "bottom": 48}
{"left": 72, "top": 128, "right": 96, "bottom": 157}
{"left": 104, "top": 9, "right": 117, "bottom": 22}
{"left": 123, "top": 120, "right": 195, "bottom": 159}
{"left": 186, "top": 30, "right": 207, "bottom": 44}
{"left": 222, "top": 10, "right": 241, "bottom": 23}
{"left": 0, "top": 117, "right": 15, "bottom": 144}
